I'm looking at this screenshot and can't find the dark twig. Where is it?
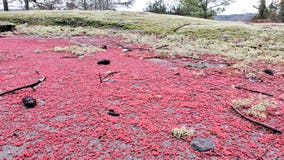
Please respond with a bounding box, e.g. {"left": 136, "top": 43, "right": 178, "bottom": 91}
{"left": 117, "top": 43, "right": 151, "bottom": 51}
{"left": 99, "top": 71, "right": 119, "bottom": 83}
{"left": 99, "top": 73, "right": 103, "bottom": 83}
{"left": 127, "top": 47, "right": 151, "bottom": 51}
{"left": 60, "top": 56, "right": 78, "bottom": 58}
{"left": 231, "top": 106, "right": 282, "bottom": 134}
{"left": 0, "top": 76, "right": 46, "bottom": 97}
{"left": 235, "top": 86, "right": 273, "bottom": 97}
{"left": 173, "top": 23, "right": 192, "bottom": 32}
{"left": 137, "top": 48, "right": 151, "bottom": 51}
{"left": 118, "top": 43, "right": 170, "bottom": 52}
{"left": 155, "top": 45, "right": 169, "bottom": 50}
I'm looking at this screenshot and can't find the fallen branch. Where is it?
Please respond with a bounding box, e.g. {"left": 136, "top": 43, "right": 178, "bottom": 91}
{"left": 118, "top": 43, "right": 170, "bottom": 52}
{"left": 60, "top": 56, "right": 78, "bottom": 58}
{"left": 125, "top": 47, "right": 151, "bottom": 51}
{"left": 173, "top": 23, "right": 192, "bottom": 32}
{"left": 117, "top": 43, "right": 151, "bottom": 52}
{"left": 0, "top": 77, "right": 46, "bottom": 97}
{"left": 155, "top": 45, "right": 169, "bottom": 50}
{"left": 231, "top": 105, "right": 282, "bottom": 134}
{"left": 99, "top": 71, "right": 119, "bottom": 83}
{"left": 235, "top": 86, "right": 273, "bottom": 97}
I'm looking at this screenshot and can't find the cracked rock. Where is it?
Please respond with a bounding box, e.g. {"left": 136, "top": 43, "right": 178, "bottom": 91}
{"left": 190, "top": 137, "right": 215, "bottom": 152}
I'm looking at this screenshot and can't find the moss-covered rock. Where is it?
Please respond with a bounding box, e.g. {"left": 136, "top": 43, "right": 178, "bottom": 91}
{"left": 0, "top": 22, "right": 16, "bottom": 32}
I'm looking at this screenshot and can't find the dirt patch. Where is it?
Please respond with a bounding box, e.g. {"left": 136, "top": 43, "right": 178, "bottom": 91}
{"left": 0, "top": 36, "right": 283, "bottom": 159}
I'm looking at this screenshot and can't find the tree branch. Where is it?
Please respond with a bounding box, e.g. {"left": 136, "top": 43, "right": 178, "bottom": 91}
{"left": 235, "top": 86, "right": 273, "bottom": 97}
{"left": 209, "top": 0, "right": 231, "bottom": 9}
{"left": 99, "top": 71, "right": 119, "bottom": 83}
{"left": 208, "top": 3, "right": 226, "bottom": 9}
{"left": 155, "top": 45, "right": 169, "bottom": 50}
{"left": 231, "top": 105, "right": 282, "bottom": 134}
{"left": 0, "top": 77, "right": 46, "bottom": 96}
{"left": 117, "top": 43, "right": 151, "bottom": 52}
{"left": 173, "top": 23, "right": 192, "bottom": 32}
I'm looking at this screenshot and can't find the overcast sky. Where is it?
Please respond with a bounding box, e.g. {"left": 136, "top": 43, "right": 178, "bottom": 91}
{"left": 120, "top": 0, "right": 275, "bottom": 15}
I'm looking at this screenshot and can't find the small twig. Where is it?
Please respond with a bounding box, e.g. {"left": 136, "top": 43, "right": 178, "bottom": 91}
{"left": 235, "top": 86, "right": 273, "bottom": 97}
{"left": 127, "top": 47, "right": 151, "bottom": 51}
{"left": 231, "top": 106, "right": 282, "bottom": 134}
{"left": 0, "top": 76, "right": 46, "bottom": 97}
{"left": 60, "top": 56, "right": 78, "bottom": 58}
{"left": 99, "top": 71, "right": 119, "bottom": 83}
{"left": 173, "top": 23, "right": 192, "bottom": 32}
{"left": 118, "top": 43, "right": 170, "bottom": 52}
{"left": 117, "top": 43, "right": 151, "bottom": 51}
{"left": 104, "top": 71, "right": 119, "bottom": 80}
{"left": 155, "top": 45, "right": 169, "bottom": 50}
{"left": 136, "top": 48, "right": 151, "bottom": 51}
{"left": 99, "top": 73, "right": 103, "bottom": 83}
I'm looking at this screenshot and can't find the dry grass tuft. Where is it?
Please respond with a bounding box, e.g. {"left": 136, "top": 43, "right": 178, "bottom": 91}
{"left": 172, "top": 126, "right": 194, "bottom": 139}
{"left": 232, "top": 98, "right": 275, "bottom": 119}
{"left": 246, "top": 101, "right": 272, "bottom": 119}
{"left": 53, "top": 45, "right": 103, "bottom": 57}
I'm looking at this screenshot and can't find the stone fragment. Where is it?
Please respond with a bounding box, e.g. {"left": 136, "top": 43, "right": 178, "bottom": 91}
{"left": 22, "top": 96, "right": 37, "bottom": 109}
{"left": 190, "top": 137, "right": 215, "bottom": 152}
{"left": 107, "top": 109, "right": 120, "bottom": 117}
{"left": 97, "top": 59, "right": 110, "bottom": 65}
{"left": 263, "top": 69, "right": 274, "bottom": 76}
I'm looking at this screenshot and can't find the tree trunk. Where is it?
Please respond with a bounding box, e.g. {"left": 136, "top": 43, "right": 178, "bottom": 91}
{"left": 280, "top": 0, "right": 284, "bottom": 22}
{"left": 24, "top": 0, "right": 29, "bottom": 10}
{"left": 3, "top": 0, "right": 9, "bottom": 11}
{"left": 83, "top": 0, "right": 87, "bottom": 10}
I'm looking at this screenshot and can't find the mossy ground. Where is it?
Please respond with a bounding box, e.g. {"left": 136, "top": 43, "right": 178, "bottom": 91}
{"left": 0, "top": 10, "right": 283, "bottom": 64}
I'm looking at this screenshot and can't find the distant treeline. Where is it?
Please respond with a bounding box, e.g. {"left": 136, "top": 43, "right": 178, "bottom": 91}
{"left": 145, "top": 0, "right": 284, "bottom": 22}
{"left": 1, "top": 0, "right": 134, "bottom": 11}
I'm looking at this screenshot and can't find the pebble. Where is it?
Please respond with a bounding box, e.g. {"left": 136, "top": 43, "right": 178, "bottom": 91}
{"left": 190, "top": 137, "right": 215, "bottom": 152}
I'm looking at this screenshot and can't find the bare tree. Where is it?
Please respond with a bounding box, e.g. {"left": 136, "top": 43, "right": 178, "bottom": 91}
{"left": 65, "top": 0, "right": 134, "bottom": 10}
{"left": 24, "top": 0, "right": 30, "bottom": 10}
{"left": 92, "top": 0, "right": 134, "bottom": 10}
{"left": 34, "top": 0, "right": 63, "bottom": 9}
{"left": 2, "top": 0, "right": 9, "bottom": 11}
{"left": 279, "top": 0, "right": 284, "bottom": 22}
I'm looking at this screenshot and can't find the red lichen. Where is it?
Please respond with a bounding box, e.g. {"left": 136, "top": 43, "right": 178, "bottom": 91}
{"left": 0, "top": 36, "right": 283, "bottom": 159}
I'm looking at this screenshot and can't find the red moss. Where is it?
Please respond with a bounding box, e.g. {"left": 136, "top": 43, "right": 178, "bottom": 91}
{"left": 0, "top": 36, "right": 283, "bottom": 159}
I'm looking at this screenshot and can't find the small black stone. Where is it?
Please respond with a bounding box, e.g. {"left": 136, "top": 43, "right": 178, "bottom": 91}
{"left": 97, "top": 59, "right": 110, "bottom": 65}
{"left": 13, "top": 133, "right": 18, "bottom": 137}
{"left": 263, "top": 69, "right": 274, "bottom": 76}
{"left": 107, "top": 109, "right": 120, "bottom": 117}
{"left": 0, "top": 22, "right": 16, "bottom": 32}
{"left": 190, "top": 137, "right": 215, "bottom": 152}
{"left": 101, "top": 45, "right": 107, "bottom": 49}
{"left": 22, "top": 96, "right": 37, "bottom": 108}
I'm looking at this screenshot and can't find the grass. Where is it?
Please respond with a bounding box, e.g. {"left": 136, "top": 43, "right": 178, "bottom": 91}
{"left": 0, "top": 10, "right": 284, "bottom": 63}
{"left": 53, "top": 45, "right": 103, "bottom": 56}
{"left": 232, "top": 98, "right": 276, "bottom": 119}
{"left": 172, "top": 126, "right": 194, "bottom": 139}
{"left": 246, "top": 101, "right": 271, "bottom": 119}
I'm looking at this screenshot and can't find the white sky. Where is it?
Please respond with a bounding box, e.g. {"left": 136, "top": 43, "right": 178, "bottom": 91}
{"left": 120, "top": 0, "right": 276, "bottom": 15}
